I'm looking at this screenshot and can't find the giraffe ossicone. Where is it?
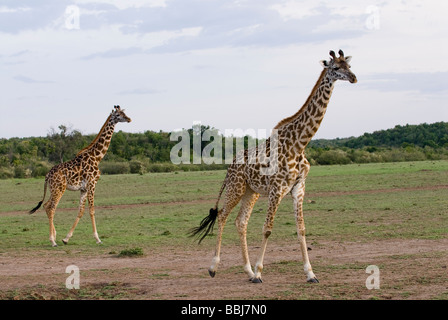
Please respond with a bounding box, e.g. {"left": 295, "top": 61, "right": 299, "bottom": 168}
{"left": 29, "top": 106, "right": 131, "bottom": 247}
{"left": 190, "top": 50, "right": 357, "bottom": 283}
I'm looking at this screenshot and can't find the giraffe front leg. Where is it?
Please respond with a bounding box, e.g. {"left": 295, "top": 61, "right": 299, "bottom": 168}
{"left": 88, "top": 188, "right": 102, "bottom": 244}
{"left": 63, "top": 190, "right": 87, "bottom": 245}
{"left": 292, "top": 181, "right": 318, "bottom": 283}
{"left": 252, "top": 229, "right": 270, "bottom": 283}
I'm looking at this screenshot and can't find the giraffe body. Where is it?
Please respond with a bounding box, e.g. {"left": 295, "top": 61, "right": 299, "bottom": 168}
{"left": 29, "top": 106, "right": 131, "bottom": 247}
{"left": 191, "top": 50, "right": 357, "bottom": 283}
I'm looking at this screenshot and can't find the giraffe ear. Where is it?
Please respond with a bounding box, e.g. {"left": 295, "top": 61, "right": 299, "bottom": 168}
{"left": 344, "top": 56, "right": 352, "bottom": 63}
{"left": 320, "top": 60, "right": 330, "bottom": 68}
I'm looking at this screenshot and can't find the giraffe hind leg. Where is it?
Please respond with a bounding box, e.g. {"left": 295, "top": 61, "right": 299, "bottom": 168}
{"left": 208, "top": 189, "right": 243, "bottom": 278}
{"left": 235, "top": 188, "right": 259, "bottom": 280}
{"left": 44, "top": 192, "right": 64, "bottom": 247}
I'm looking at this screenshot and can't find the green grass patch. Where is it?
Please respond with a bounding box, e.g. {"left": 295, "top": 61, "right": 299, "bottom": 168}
{"left": 118, "top": 247, "right": 144, "bottom": 257}
{"left": 0, "top": 160, "right": 446, "bottom": 253}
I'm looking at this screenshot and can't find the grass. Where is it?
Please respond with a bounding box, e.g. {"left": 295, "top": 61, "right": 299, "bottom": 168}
{"left": 0, "top": 160, "right": 447, "bottom": 252}
{"left": 0, "top": 170, "right": 224, "bottom": 253}
{"left": 3, "top": 282, "right": 144, "bottom": 300}
{"left": 0, "top": 160, "right": 447, "bottom": 300}
{"left": 118, "top": 247, "right": 144, "bottom": 257}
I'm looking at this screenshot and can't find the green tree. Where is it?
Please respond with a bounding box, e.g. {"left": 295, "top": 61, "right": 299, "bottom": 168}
{"left": 47, "top": 125, "right": 84, "bottom": 163}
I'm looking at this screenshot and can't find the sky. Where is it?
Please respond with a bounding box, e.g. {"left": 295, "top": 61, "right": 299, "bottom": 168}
{"left": 1, "top": 0, "right": 447, "bottom": 140}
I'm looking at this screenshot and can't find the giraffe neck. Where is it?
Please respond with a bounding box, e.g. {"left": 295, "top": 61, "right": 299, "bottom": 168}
{"left": 276, "top": 69, "right": 335, "bottom": 153}
{"left": 78, "top": 114, "right": 117, "bottom": 163}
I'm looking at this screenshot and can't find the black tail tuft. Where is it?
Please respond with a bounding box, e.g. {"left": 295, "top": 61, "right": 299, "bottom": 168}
{"left": 29, "top": 201, "right": 43, "bottom": 214}
{"left": 189, "top": 208, "right": 218, "bottom": 244}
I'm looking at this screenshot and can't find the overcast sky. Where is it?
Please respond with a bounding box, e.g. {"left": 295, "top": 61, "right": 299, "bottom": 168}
{"left": 1, "top": 0, "right": 447, "bottom": 140}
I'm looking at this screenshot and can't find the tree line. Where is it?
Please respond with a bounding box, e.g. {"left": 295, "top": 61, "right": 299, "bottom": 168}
{"left": 1, "top": 122, "right": 447, "bottom": 179}
{"left": 328, "top": 122, "right": 448, "bottom": 149}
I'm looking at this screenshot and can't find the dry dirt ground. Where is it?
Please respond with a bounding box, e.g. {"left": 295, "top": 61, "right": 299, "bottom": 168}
{"left": 0, "top": 237, "right": 447, "bottom": 300}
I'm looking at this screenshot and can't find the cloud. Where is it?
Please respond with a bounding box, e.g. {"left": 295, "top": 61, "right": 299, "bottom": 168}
{"left": 13, "top": 75, "right": 54, "bottom": 84}
{"left": 119, "top": 87, "right": 163, "bottom": 95}
{"left": 0, "top": 50, "right": 30, "bottom": 63}
{"left": 0, "top": 0, "right": 368, "bottom": 53}
{"left": 0, "top": 6, "right": 31, "bottom": 14}
{"left": 80, "top": 46, "right": 145, "bottom": 60}
{"left": 361, "top": 72, "right": 448, "bottom": 95}
{"left": 0, "top": 1, "right": 71, "bottom": 33}
{"left": 9, "top": 50, "right": 30, "bottom": 57}
{"left": 136, "top": 1, "right": 366, "bottom": 53}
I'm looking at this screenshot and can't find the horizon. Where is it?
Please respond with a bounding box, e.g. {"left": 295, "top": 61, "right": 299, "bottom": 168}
{"left": 1, "top": 119, "right": 444, "bottom": 142}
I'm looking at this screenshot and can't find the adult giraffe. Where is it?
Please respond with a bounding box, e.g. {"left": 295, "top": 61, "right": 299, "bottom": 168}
{"left": 190, "top": 50, "right": 357, "bottom": 283}
{"left": 29, "top": 106, "right": 131, "bottom": 247}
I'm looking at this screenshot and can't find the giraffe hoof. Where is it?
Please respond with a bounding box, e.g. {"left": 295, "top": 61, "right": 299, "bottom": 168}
{"left": 208, "top": 270, "right": 216, "bottom": 278}
{"left": 307, "top": 277, "right": 319, "bottom": 283}
{"left": 52, "top": 244, "right": 58, "bottom": 247}
{"left": 251, "top": 277, "right": 263, "bottom": 283}
{"left": 62, "top": 239, "right": 68, "bottom": 245}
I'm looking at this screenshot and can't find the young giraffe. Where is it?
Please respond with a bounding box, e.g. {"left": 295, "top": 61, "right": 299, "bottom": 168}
{"left": 29, "top": 106, "right": 131, "bottom": 247}
{"left": 191, "top": 50, "right": 357, "bottom": 283}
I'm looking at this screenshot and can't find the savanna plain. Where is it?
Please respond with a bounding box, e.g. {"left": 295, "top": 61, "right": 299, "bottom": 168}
{"left": 0, "top": 160, "right": 447, "bottom": 300}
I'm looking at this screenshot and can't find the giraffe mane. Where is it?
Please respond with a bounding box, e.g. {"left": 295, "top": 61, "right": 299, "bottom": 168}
{"left": 76, "top": 113, "right": 112, "bottom": 156}
{"left": 273, "top": 68, "right": 327, "bottom": 130}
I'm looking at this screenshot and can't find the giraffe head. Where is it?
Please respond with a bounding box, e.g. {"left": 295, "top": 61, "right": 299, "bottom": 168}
{"left": 320, "top": 50, "right": 357, "bottom": 83}
{"left": 111, "top": 105, "right": 132, "bottom": 123}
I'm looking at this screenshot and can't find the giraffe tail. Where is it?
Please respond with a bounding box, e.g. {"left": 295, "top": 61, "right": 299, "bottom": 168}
{"left": 213, "top": 173, "right": 227, "bottom": 211}
{"left": 188, "top": 175, "right": 227, "bottom": 244}
{"left": 29, "top": 180, "right": 47, "bottom": 214}
{"left": 188, "top": 207, "right": 218, "bottom": 244}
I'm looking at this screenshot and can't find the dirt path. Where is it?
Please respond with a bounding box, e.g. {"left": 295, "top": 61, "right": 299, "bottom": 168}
{"left": 1, "top": 238, "right": 447, "bottom": 300}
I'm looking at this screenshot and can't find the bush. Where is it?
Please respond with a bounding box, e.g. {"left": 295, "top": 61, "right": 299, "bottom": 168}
{"left": 14, "top": 165, "right": 32, "bottom": 179}
{"left": 30, "top": 161, "right": 52, "bottom": 177}
{"left": 381, "top": 148, "right": 426, "bottom": 162}
{"left": 348, "top": 149, "right": 383, "bottom": 163}
{"left": 315, "top": 149, "right": 351, "bottom": 165}
{"left": 0, "top": 167, "right": 14, "bottom": 179}
{"left": 129, "top": 160, "right": 145, "bottom": 174}
{"left": 99, "top": 162, "right": 130, "bottom": 175}
{"left": 146, "top": 163, "right": 176, "bottom": 173}
{"left": 144, "top": 162, "right": 228, "bottom": 173}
